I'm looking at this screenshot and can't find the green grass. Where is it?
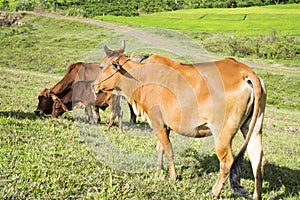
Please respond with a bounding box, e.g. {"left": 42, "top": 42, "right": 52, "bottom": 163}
{"left": 0, "top": 14, "right": 113, "bottom": 73}
{"left": 93, "top": 4, "right": 300, "bottom": 66}
{"left": 95, "top": 4, "right": 300, "bottom": 36}
{"left": 0, "top": 65, "right": 299, "bottom": 199}
{"left": 0, "top": 11, "right": 299, "bottom": 199}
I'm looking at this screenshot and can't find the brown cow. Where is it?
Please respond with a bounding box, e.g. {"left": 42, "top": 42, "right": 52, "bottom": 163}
{"left": 94, "top": 42, "right": 267, "bottom": 200}
{"left": 34, "top": 62, "right": 101, "bottom": 116}
{"left": 51, "top": 81, "right": 123, "bottom": 129}
{"left": 34, "top": 61, "right": 139, "bottom": 125}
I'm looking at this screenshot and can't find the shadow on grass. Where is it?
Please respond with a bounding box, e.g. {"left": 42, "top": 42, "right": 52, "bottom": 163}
{"left": 181, "top": 148, "right": 300, "bottom": 198}
{"left": 122, "top": 121, "right": 152, "bottom": 131}
{"left": 0, "top": 111, "right": 39, "bottom": 120}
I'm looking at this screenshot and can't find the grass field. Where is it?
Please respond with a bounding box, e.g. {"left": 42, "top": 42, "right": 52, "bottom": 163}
{"left": 95, "top": 4, "right": 300, "bottom": 36}
{"left": 0, "top": 7, "right": 300, "bottom": 199}
{"left": 0, "top": 14, "right": 113, "bottom": 73}
{"left": 94, "top": 4, "right": 300, "bottom": 66}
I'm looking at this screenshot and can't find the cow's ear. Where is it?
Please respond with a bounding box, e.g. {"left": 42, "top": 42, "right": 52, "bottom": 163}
{"left": 45, "top": 88, "right": 51, "bottom": 97}
{"left": 104, "top": 45, "right": 112, "bottom": 56}
{"left": 112, "top": 61, "right": 121, "bottom": 71}
{"left": 53, "top": 100, "right": 60, "bottom": 109}
{"left": 131, "top": 55, "right": 149, "bottom": 63}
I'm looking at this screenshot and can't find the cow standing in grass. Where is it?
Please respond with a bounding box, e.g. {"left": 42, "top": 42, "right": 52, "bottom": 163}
{"left": 94, "top": 42, "right": 267, "bottom": 200}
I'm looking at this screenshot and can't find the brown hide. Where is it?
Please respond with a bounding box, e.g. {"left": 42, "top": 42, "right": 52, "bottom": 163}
{"left": 34, "top": 62, "right": 101, "bottom": 115}
{"left": 94, "top": 43, "right": 266, "bottom": 200}
{"left": 51, "top": 90, "right": 73, "bottom": 118}
{"left": 52, "top": 80, "right": 123, "bottom": 128}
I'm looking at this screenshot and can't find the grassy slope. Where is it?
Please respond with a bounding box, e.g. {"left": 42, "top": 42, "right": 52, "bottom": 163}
{"left": 95, "top": 4, "right": 300, "bottom": 36}
{"left": 0, "top": 66, "right": 299, "bottom": 199}
{"left": 0, "top": 10, "right": 299, "bottom": 199}
{"left": 0, "top": 14, "right": 111, "bottom": 73}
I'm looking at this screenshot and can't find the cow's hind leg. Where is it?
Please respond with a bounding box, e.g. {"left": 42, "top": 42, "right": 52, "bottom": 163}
{"left": 240, "top": 117, "right": 265, "bottom": 200}
{"left": 210, "top": 126, "right": 238, "bottom": 198}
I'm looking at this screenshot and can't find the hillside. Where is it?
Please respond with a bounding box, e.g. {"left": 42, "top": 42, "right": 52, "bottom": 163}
{"left": 0, "top": 4, "right": 300, "bottom": 200}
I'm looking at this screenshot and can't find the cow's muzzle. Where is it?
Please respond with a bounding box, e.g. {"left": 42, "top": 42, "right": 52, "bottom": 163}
{"left": 34, "top": 109, "right": 43, "bottom": 115}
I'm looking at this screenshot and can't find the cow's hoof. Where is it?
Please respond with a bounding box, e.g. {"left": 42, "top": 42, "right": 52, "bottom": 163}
{"left": 206, "top": 191, "right": 218, "bottom": 199}
{"left": 232, "top": 186, "right": 249, "bottom": 199}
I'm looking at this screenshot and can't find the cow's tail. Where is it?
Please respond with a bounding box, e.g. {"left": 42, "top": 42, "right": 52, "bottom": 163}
{"left": 229, "top": 70, "right": 262, "bottom": 196}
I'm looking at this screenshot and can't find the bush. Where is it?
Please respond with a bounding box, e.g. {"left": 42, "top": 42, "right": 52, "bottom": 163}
{"left": 192, "top": 31, "right": 300, "bottom": 64}
{"left": 15, "top": 0, "right": 37, "bottom": 11}
{"left": 3, "top": 0, "right": 298, "bottom": 16}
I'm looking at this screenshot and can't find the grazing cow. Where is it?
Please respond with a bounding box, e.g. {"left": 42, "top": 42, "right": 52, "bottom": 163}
{"left": 34, "top": 62, "right": 101, "bottom": 116}
{"left": 94, "top": 42, "right": 267, "bottom": 200}
{"left": 51, "top": 81, "right": 123, "bottom": 129}
{"left": 34, "top": 61, "right": 140, "bottom": 125}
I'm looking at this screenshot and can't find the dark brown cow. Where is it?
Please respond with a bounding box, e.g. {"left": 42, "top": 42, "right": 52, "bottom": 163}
{"left": 94, "top": 42, "right": 267, "bottom": 200}
{"left": 51, "top": 81, "right": 123, "bottom": 129}
{"left": 35, "top": 58, "right": 146, "bottom": 124}
{"left": 34, "top": 62, "right": 101, "bottom": 116}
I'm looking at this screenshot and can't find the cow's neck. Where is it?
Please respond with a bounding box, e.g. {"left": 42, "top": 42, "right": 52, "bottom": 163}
{"left": 50, "top": 68, "right": 78, "bottom": 97}
{"left": 117, "top": 59, "right": 144, "bottom": 103}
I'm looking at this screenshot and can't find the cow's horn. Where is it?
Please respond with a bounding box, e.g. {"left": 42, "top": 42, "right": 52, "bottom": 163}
{"left": 104, "top": 45, "right": 112, "bottom": 56}
{"left": 120, "top": 40, "right": 125, "bottom": 53}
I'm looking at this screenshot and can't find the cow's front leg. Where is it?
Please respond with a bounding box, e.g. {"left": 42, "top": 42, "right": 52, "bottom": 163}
{"left": 86, "top": 105, "right": 95, "bottom": 124}
{"left": 156, "top": 126, "right": 176, "bottom": 179}
{"left": 94, "top": 105, "right": 101, "bottom": 124}
{"left": 149, "top": 105, "right": 176, "bottom": 179}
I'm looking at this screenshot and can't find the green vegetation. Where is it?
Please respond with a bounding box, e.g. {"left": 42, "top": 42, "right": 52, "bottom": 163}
{"left": 95, "top": 4, "right": 300, "bottom": 66}
{"left": 0, "top": 56, "right": 299, "bottom": 199}
{"left": 0, "top": 7, "right": 299, "bottom": 200}
{"left": 0, "top": 14, "right": 112, "bottom": 73}
{"left": 1, "top": 0, "right": 299, "bottom": 16}
{"left": 95, "top": 4, "right": 300, "bottom": 36}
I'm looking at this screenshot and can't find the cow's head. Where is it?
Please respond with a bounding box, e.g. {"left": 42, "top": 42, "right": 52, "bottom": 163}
{"left": 34, "top": 88, "right": 54, "bottom": 115}
{"left": 51, "top": 99, "right": 69, "bottom": 118}
{"left": 94, "top": 41, "right": 149, "bottom": 94}
{"left": 94, "top": 41, "right": 130, "bottom": 93}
